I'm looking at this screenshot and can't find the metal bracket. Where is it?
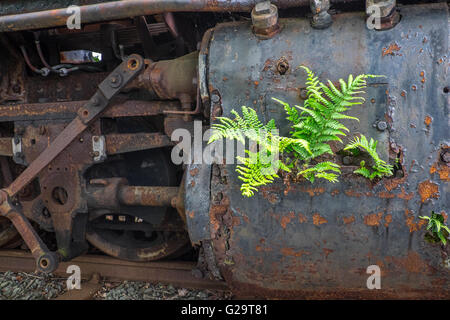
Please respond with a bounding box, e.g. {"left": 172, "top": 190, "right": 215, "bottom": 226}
{"left": 0, "top": 54, "right": 144, "bottom": 273}
{"left": 12, "top": 136, "right": 26, "bottom": 165}
{"left": 92, "top": 135, "right": 107, "bottom": 162}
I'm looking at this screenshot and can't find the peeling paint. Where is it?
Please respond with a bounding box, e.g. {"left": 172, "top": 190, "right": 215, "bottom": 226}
{"left": 417, "top": 180, "right": 439, "bottom": 202}
{"left": 364, "top": 212, "right": 383, "bottom": 226}
{"left": 312, "top": 213, "right": 327, "bottom": 225}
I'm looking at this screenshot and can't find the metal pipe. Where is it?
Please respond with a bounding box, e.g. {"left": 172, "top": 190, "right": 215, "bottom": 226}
{"left": 118, "top": 186, "right": 179, "bottom": 207}
{"left": 0, "top": 0, "right": 317, "bottom": 32}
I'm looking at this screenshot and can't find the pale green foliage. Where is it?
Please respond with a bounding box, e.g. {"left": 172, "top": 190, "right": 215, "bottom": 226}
{"left": 209, "top": 106, "right": 311, "bottom": 197}
{"left": 344, "top": 135, "right": 393, "bottom": 180}
{"left": 273, "top": 66, "right": 379, "bottom": 160}
{"left": 298, "top": 162, "right": 341, "bottom": 183}
{"left": 419, "top": 211, "right": 450, "bottom": 245}
{"left": 208, "top": 67, "right": 390, "bottom": 197}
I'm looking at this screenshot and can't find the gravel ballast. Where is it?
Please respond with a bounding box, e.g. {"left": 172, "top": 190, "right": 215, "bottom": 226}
{"left": 0, "top": 271, "right": 231, "bottom": 300}
{"left": 0, "top": 271, "right": 66, "bottom": 300}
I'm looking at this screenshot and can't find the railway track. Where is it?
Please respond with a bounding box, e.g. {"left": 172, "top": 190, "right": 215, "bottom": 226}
{"left": 0, "top": 249, "right": 228, "bottom": 299}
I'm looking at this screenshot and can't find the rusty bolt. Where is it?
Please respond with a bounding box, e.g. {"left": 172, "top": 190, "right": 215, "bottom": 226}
{"left": 276, "top": 58, "right": 289, "bottom": 75}
{"left": 377, "top": 121, "right": 387, "bottom": 131}
{"left": 92, "top": 96, "right": 100, "bottom": 107}
{"left": 93, "top": 151, "right": 100, "bottom": 157}
{"left": 343, "top": 156, "right": 352, "bottom": 165}
{"left": 299, "top": 88, "right": 308, "bottom": 100}
{"left": 310, "top": 0, "right": 332, "bottom": 29}
{"left": 255, "top": 1, "right": 271, "bottom": 14}
{"left": 251, "top": 2, "right": 280, "bottom": 39}
{"left": 109, "top": 73, "right": 122, "bottom": 88}
{"left": 93, "top": 136, "right": 99, "bottom": 143}
{"left": 211, "top": 93, "right": 220, "bottom": 104}
{"left": 441, "top": 150, "right": 450, "bottom": 163}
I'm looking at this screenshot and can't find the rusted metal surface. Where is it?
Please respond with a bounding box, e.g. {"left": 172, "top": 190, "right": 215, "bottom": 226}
{"left": 105, "top": 133, "right": 172, "bottom": 155}
{"left": 202, "top": 4, "right": 450, "bottom": 298}
{"left": 118, "top": 186, "right": 179, "bottom": 207}
{"left": 0, "top": 55, "right": 144, "bottom": 272}
{"left": 185, "top": 164, "right": 212, "bottom": 245}
{"left": 0, "top": 250, "right": 228, "bottom": 291}
{"left": 0, "top": 100, "right": 181, "bottom": 122}
{"left": 127, "top": 51, "right": 198, "bottom": 113}
{"left": 0, "top": 138, "right": 12, "bottom": 156}
{"left": 0, "top": 0, "right": 352, "bottom": 32}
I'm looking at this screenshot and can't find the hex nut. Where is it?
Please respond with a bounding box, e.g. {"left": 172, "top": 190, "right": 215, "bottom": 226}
{"left": 251, "top": 2, "right": 280, "bottom": 39}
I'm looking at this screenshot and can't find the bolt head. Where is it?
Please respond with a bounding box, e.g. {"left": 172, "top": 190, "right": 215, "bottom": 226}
{"left": 377, "top": 121, "right": 388, "bottom": 131}
{"left": 211, "top": 93, "right": 220, "bottom": 104}
{"left": 255, "top": 1, "right": 271, "bottom": 14}
{"left": 310, "top": 0, "right": 330, "bottom": 14}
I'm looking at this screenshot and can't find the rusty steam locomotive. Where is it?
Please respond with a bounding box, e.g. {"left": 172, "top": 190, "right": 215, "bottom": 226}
{"left": 0, "top": 0, "right": 448, "bottom": 298}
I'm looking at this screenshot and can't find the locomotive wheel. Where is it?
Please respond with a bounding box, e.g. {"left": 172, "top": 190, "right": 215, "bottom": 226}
{"left": 86, "top": 212, "right": 190, "bottom": 261}
{"left": 84, "top": 127, "right": 191, "bottom": 261}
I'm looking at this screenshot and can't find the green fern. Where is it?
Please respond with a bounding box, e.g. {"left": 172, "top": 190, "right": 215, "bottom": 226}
{"left": 298, "top": 162, "right": 341, "bottom": 183}
{"left": 208, "top": 67, "right": 387, "bottom": 197}
{"left": 344, "top": 134, "right": 393, "bottom": 180}
{"left": 273, "top": 67, "right": 380, "bottom": 161}
{"left": 419, "top": 211, "right": 450, "bottom": 245}
{"left": 209, "top": 107, "right": 311, "bottom": 197}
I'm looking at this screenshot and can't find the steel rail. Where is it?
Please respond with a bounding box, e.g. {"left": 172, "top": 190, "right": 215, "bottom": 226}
{"left": 0, "top": 249, "right": 228, "bottom": 291}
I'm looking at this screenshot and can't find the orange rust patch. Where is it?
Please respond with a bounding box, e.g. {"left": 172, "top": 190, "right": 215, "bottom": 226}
{"left": 323, "top": 248, "right": 333, "bottom": 258}
{"left": 330, "top": 189, "right": 339, "bottom": 196}
{"left": 301, "top": 186, "right": 325, "bottom": 197}
{"left": 364, "top": 212, "right": 383, "bottom": 226}
{"left": 384, "top": 174, "right": 407, "bottom": 192}
{"left": 255, "top": 245, "right": 272, "bottom": 252}
{"left": 343, "top": 215, "right": 355, "bottom": 224}
{"left": 189, "top": 168, "right": 199, "bottom": 176}
{"left": 377, "top": 191, "right": 396, "bottom": 199}
{"left": 382, "top": 43, "right": 401, "bottom": 56}
{"left": 312, "top": 213, "right": 327, "bottom": 225}
{"left": 280, "top": 211, "right": 295, "bottom": 229}
{"left": 384, "top": 214, "right": 392, "bottom": 227}
{"left": 397, "top": 187, "right": 414, "bottom": 200}
{"left": 298, "top": 213, "right": 308, "bottom": 224}
{"left": 418, "top": 180, "right": 439, "bottom": 202}
{"left": 424, "top": 115, "right": 432, "bottom": 126}
{"left": 442, "top": 211, "right": 448, "bottom": 223}
{"left": 281, "top": 247, "right": 309, "bottom": 257}
{"left": 404, "top": 209, "right": 427, "bottom": 232}
{"left": 430, "top": 162, "right": 449, "bottom": 181}
{"left": 393, "top": 251, "right": 429, "bottom": 273}
{"left": 187, "top": 210, "right": 195, "bottom": 219}
{"left": 261, "top": 189, "right": 280, "bottom": 204}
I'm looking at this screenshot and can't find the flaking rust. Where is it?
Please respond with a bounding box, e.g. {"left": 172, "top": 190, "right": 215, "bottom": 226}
{"left": 418, "top": 180, "right": 440, "bottom": 202}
